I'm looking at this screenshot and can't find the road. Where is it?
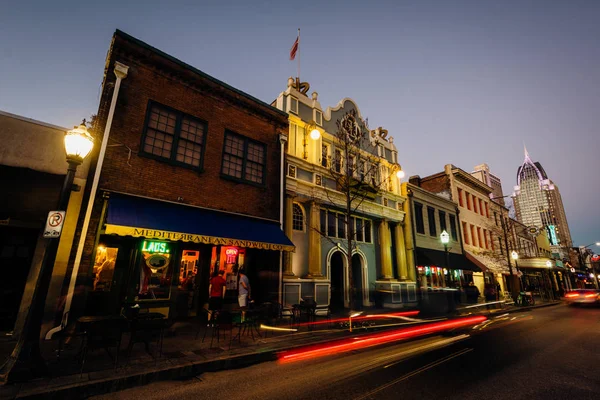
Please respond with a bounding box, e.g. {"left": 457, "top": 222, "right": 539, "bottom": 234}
{"left": 93, "top": 304, "right": 600, "bottom": 400}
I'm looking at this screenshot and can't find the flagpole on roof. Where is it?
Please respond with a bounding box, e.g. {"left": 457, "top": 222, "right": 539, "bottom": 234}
{"left": 297, "top": 28, "right": 301, "bottom": 85}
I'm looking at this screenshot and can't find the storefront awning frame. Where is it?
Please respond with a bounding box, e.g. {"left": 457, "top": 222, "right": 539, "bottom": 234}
{"left": 104, "top": 193, "right": 295, "bottom": 252}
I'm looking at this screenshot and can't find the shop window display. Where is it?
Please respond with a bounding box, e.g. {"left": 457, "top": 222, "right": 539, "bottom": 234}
{"left": 136, "top": 240, "right": 173, "bottom": 301}
{"left": 93, "top": 246, "right": 118, "bottom": 291}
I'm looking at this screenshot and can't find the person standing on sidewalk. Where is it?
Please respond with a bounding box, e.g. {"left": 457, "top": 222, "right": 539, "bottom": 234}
{"left": 238, "top": 267, "right": 251, "bottom": 322}
{"left": 208, "top": 270, "right": 226, "bottom": 326}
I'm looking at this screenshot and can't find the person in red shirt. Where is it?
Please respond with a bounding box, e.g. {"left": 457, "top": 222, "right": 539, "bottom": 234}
{"left": 208, "top": 270, "right": 226, "bottom": 325}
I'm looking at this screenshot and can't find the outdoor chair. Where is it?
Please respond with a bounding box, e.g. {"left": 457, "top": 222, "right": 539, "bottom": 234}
{"left": 202, "top": 310, "right": 234, "bottom": 348}
{"left": 126, "top": 316, "right": 168, "bottom": 360}
{"left": 79, "top": 317, "right": 127, "bottom": 374}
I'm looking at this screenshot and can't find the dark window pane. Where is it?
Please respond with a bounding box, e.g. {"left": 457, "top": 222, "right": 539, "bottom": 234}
{"left": 356, "top": 218, "right": 364, "bottom": 242}
{"left": 222, "top": 132, "right": 266, "bottom": 185}
{"left": 449, "top": 215, "right": 458, "bottom": 241}
{"left": 414, "top": 202, "right": 425, "bottom": 234}
{"left": 427, "top": 206, "right": 436, "bottom": 237}
{"left": 439, "top": 210, "right": 447, "bottom": 232}
{"left": 320, "top": 209, "right": 326, "bottom": 234}
{"left": 364, "top": 221, "right": 372, "bottom": 243}
{"left": 327, "top": 212, "right": 336, "bottom": 237}
{"left": 337, "top": 214, "right": 345, "bottom": 238}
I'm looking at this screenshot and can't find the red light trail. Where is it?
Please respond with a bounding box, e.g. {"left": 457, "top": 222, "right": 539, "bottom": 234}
{"left": 278, "top": 315, "right": 487, "bottom": 364}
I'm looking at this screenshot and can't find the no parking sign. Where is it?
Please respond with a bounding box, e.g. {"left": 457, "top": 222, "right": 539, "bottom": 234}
{"left": 44, "top": 211, "right": 66, "bottom": 238}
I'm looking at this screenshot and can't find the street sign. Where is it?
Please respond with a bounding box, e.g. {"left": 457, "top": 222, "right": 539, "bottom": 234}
{"left": 44, "top": 211, "right": 66, "bottom": 238}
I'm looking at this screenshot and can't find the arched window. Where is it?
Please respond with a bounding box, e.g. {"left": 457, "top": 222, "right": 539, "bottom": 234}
{"left": 292, "top": 203, "right": 304, "bottom": 231}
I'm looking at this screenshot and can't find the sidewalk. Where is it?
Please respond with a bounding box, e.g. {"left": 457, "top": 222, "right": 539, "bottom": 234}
{"left": 456, "top": 298, "right": 562, "bottom": 316}
{"left": 0, "top": 302, "right": 561, "bottom": 399}
{"left": 0, "top": 308, "right": 418, "bottom": 399}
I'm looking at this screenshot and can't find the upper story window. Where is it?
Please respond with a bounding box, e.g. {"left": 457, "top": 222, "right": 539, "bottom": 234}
{"left": 439, "top": 210, "right": 447, "bottom": 232}
{"left": 473, "top": 196, "right": 479, "bottom": 214}
{"left": 321, "top": 143, "right": 330, "bottom": 167}
{"left": 315, "top": 109, "right": 323, "bottom": 126}
{"left": 334, "top": 149, "right": 343, "bottom": 173}
{"left": 391, "top": 151, "right": 398, "bottom": 164}
{"left": 427, "top": 206, "right": 436, "bottom": 237}
{"left": 449, "top": 215, "right": 458, "bottom": 241}
{"left": 142, "top": 102, "right": 207, "bottom": 169}
{"left": 289, "top": 96, "right": 298, "bottom": 114}
{"left": 485, "top": 202, "right": 490, "bottom": 218}
{"left": 466, "top": 191, "right": 472, "bottom": 211}
{"left": 221, "top": 131, "right": 266, "bottom": 185}
{"left": 319, "top": 209, "right": 372, "bottom": 243}
{"left": 457, "top": 188, "right": 464, "bottom": 207}
{"left": 414, "top": 202, "right": 425, "bottom": 234}
{"left": 292, "top": 203, "right": 304, "bottom": 231}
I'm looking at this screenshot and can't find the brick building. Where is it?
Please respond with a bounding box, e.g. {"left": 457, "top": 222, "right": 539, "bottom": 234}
{"left": 58, "top": 30, "right": 292, "bottom": 326}
{"left": 417, "top": 165, "right": 510, "bottom": 300}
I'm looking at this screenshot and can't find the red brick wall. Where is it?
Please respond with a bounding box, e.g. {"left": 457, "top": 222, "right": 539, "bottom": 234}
{"left": 65, "top": 32, "right": 289, "bottom": 305}
{"left": 419, "top": 173, "right": 450, "bottom": 194}
{"left": 97, "top": 35, "right": 288, "bottom": 219}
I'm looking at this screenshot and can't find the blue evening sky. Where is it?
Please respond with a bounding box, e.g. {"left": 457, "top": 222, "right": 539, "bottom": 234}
{"left": 1, "top": 0, "right": 598, "bottom": 248}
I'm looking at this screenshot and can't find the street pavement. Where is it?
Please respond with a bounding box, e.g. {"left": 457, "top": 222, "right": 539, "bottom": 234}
{"left": 91, "top": 303, "right": 600, "bottom": 400}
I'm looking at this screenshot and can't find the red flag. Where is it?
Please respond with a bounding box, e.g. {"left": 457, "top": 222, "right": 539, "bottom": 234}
{"left": 289, "top": 36, "right": 299, "bottom": 60}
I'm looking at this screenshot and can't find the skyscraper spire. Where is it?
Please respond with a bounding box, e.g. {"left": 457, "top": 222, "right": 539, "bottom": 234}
{"left": 524, "top": 143, "right": 529, "bottom": 159}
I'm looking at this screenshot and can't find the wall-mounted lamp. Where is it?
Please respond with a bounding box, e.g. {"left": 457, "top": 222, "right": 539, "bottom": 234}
{"left": 303, "top": 120, "right": 321, "bottom": 160}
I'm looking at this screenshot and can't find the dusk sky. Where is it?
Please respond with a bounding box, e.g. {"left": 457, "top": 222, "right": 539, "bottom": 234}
{"left": 1, "top": 0, "right": 598, "bottom": 248}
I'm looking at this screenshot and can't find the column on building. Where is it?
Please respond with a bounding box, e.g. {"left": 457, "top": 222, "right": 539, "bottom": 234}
{"left": 394, "top": 222, "right": 409, "bottom": 280}
{"left": 378, "top": 219, "right": 393, "bottom": 279}
{"left": 283, "top": 195, "right": 295, "bottom": 277}
{"left": 306, "top": 201, "right": 322, "bottom": 277}
{"left": 402, "top": 217, "right": 416, "bottom": 282}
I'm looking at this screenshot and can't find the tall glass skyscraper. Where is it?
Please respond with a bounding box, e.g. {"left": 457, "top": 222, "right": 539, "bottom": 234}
{"left": 512, "top": 148, "right": 572, "bottom": 249}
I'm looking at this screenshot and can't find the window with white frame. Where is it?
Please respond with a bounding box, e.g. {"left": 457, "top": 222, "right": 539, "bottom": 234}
{"left": 319, "top": 209, "right": 372, "bottom": 243}
{"left": 292, "top": 203, "right": 304, "bottom": 231}
{"left": 289, "top": 96, "right": 298, "bottom": 114}
{"left": 315, "top": 109, "right": 323, "bottom": 126}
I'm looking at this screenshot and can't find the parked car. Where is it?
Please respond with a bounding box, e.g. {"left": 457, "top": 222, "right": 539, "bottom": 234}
{"left": 564, "top": 289, "right": 600, "bottom": 305}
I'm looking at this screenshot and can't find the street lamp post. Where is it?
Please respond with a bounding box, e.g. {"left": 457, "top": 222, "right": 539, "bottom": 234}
{"left": 440, "top": 230, "right": 450, "bottom": 284}
{"left": 511, "top": 251, "right": 521, "bottom": 292}
{"left": 2, "top": 123, "right": 94, "bottom": 381}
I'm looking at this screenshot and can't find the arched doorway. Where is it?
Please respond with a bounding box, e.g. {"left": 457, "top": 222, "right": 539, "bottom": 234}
{"left": 330, "top": 251, "right": 345, "bottom": 311}
{"left": 351, "top": 253, "right": 363, "bottom": 309}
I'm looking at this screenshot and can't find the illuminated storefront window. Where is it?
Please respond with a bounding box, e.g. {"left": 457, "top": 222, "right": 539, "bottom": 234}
{"left": 137, "top": 240, "right": 173, "bottom": 301}
{"left": 93, "top": 245, "right": 118, "bottom": 291}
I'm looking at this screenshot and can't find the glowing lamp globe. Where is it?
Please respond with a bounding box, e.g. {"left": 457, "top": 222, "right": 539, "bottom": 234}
{"left": 64, "top": 124, "right": 94, "bottom": 164}
{"left": 396, "top": 170, "right": 405, "bottom": 179}
{"left": 440, "top": 230, "right": 450, "bottom": 245}
{"left": 310, "top": 128, "right": 321, "bottom": 140}
{"left": 511, "top": 251, "right": 519, "bottom": 261}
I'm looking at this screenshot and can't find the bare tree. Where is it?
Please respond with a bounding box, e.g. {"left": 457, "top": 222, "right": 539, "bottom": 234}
{"left": 312, "top": 109, "right": 392, "bottom": 310}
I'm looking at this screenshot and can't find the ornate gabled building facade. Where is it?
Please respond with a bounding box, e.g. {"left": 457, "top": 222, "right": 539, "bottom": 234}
{"left": 512, "top": 148, "right": 573, "bottom": 256}
{"left": 273, "top": 78, "right": 412, "bottom": 310}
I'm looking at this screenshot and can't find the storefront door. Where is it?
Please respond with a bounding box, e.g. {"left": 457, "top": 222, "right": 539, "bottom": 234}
{"left": 86, "top": 236, "right": 137, "bottom": 316}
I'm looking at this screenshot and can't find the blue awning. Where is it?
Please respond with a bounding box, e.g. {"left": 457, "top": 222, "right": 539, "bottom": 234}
{"left": 104, "top": 193, "right": 294, "bottom": 252}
